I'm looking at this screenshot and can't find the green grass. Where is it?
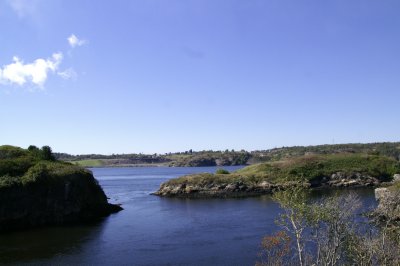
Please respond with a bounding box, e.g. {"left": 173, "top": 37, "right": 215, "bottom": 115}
{"left": 166, "top": 173, "right": 248, "bottom": 186}
{"left": 236, "top": 153, "right": 399, "bottom": 182}
{"left": 71, "top": 159, "right": 104, "bottom": 167}
{"left": 164, "top": 153, "right": 400, "bottom": 186}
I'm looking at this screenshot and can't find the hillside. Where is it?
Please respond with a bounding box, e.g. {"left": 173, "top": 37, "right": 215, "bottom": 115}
{"left": 56, "top": 142, "right": 400, "bottom": 167}
{"left": 154, "top": 153, "right": 400, "bottom": 198}
{"left": 0, "top": 145, "right": 122, "bottom": 231}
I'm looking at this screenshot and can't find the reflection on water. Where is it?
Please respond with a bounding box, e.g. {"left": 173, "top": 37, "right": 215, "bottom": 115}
{"left": 0, "top": 166, "right": 377, "bottom": 266}
{"left": 0, "top": 222, "right": 104, "bottom": 264}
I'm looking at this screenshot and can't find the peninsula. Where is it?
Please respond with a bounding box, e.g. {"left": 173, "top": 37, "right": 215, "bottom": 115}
{"left": 154, "top": 153, "right": 400, "bottom": 198}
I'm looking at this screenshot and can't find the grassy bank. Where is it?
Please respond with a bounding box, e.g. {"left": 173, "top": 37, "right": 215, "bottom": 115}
{"left": 72, "top": 159, "right": 105, "bottom": 167}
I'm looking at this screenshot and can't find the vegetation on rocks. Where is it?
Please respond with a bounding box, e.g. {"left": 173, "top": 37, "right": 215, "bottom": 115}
{"left": 154, "top": 153, "right": 400, "bottom": 197}
{"left": 215, "top": 169, "right": 230, "bottom": 175}
{"left": 0, "top": 145, "right": 122, "bottom": 231}
{"left": 237, "top": 153, "right": 399, "bottom": 183}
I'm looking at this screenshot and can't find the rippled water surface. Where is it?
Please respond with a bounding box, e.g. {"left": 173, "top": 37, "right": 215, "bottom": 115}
{"left": 0, "top": 166, "right": 377, "bottom": 265}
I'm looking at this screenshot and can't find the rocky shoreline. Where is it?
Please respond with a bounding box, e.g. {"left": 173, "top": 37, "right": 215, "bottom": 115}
{"left": 153, "top": 172, "right": 386, "bottom": 198}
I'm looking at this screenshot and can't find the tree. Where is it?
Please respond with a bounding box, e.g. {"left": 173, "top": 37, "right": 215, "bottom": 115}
{"left": 27, "top": 145, "right": 39, "bottom": 152}
{"left": 260, "top": 188, "right": 400, "bottom": 266}
{"left": 312, "top": 192, "right": 361, "bottom": 266}
{"left": 272, "top": 187, "right": 312, "bottom": 266}
{"left": 41, "top": 146, "right": 55, "bottom": 161}
{"left": 256, "top": 231, "right": 291, "bottom": 266}
{"left": 28, "top": 145, "right": 41, "bottom": 159}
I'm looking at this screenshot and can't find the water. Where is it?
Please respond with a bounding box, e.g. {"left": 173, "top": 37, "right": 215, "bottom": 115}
{"left": 0, "top": 166, "right": 377, "bottom": 266}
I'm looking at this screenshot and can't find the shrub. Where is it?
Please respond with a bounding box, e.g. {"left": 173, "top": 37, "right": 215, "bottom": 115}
{"left": 216, "top": 169, "right": 230, "bottom": 175}
{"left": 0, "top": 145, "right": 28, "bottom": 159}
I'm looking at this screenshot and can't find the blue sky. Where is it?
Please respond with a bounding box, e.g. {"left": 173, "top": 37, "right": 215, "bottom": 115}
{"left": 1, "top": 0, "right": 399, "bottom": 154}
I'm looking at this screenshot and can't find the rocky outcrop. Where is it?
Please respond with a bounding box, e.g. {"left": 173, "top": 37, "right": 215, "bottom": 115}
{"left": 374, "top": 188, "right": 400, "bottom": 224}
{"left": 0, "top": 169, "right": 122, "bottom": 232}
{"left": 375, "top": 187, "right": 390, "bottom": 201}
{"left": 373, "top": 174, "right": 400, "bottom": 224}
{"left": 309, "top": 172, "right": 380, "bottom": 188}
{"left": 154, "top": 172, "right": 386, "bottom": 198}
{"left": 153, "top": 180, "right": 307, "bottom": 198}
{"left": 155, "top": 153, "right": 400, "bottom": 198}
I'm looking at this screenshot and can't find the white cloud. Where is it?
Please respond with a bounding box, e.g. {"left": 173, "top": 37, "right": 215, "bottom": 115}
{"left": 0, "top": 53, "right": 63, "bottom": 87}
{"left": 7, "top": 0, "right": 39, "bottom": 18}
{"left": 57, "top": 68, "right": 77, "bottom": 80}
{"left": 0, "top": 34, "right": 85, "bottom": 90}
{"left": 68, "top": 34, "right": 86, "bottom": 48}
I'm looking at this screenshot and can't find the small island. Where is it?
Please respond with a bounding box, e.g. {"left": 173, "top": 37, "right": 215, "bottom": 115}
{"left": 154, "top": 153, "right": 400, "bottom": 198}
{"left": 0, "top": 145, "right": 122, "bottom": 232}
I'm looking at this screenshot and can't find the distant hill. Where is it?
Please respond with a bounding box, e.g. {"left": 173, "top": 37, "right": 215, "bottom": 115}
{"left": 55, "top": 142, "right": 400, "bottom": 167}
{"left": 250, "top": 142, "right": 400, "bottom": 163}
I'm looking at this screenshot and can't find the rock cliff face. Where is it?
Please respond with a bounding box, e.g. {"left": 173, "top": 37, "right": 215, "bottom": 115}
{"left": 0, "top": 169, "right": 122, "bottom": 231}
{"left": 0, "top": 145, "right": 122, "bottom": 232}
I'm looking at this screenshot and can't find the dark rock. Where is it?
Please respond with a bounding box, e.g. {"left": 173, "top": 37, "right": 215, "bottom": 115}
{"left": 0, "top": 170, "right": 122, "bottom": 232}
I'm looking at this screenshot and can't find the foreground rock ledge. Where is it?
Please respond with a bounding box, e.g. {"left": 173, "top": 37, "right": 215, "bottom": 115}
{"left": 0, "top": 169, "right": 122, "bottom": 232}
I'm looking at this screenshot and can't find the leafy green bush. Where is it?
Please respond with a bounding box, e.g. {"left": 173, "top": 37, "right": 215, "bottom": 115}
{"left": 21, "top": 161, "right": 91, "bottom": 185}
{"left": 0, "top": 157, "right": 36, "bottom": 177}
{"left": 0, "top": 145, "right": 90, "bottom": 189}
{"left": 216, "top": 169, "right": 230, "bottom": 174}
{"left": 0, "top": 145, "right": 28, "bottom": 159}
{"left": 0, "top": 175, "right": 21, "bottom": 188}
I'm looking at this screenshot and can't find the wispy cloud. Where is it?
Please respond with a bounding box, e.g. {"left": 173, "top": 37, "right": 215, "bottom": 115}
{"left": 68, "top": 34, "right": 87, "bottom": 48}
{"left": 7, "top": 0, "right": 39, "bottom": 18}
{"left": 57, "top": 68, "right": 77, "bottom": 80}
{"left": 0, "top": 53, "right": 63, "bottom": 87}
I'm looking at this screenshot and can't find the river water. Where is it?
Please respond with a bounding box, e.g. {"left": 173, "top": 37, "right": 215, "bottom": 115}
{"left": 0, "top": 166, "right": 377, "bottom": 266}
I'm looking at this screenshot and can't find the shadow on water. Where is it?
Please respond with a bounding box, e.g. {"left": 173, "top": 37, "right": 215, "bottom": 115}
{"left": 310, "top": 187, "right": 378, "bottom": 210}
{"left": 0, "top": 219, "right": 108, "bottom": 265}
